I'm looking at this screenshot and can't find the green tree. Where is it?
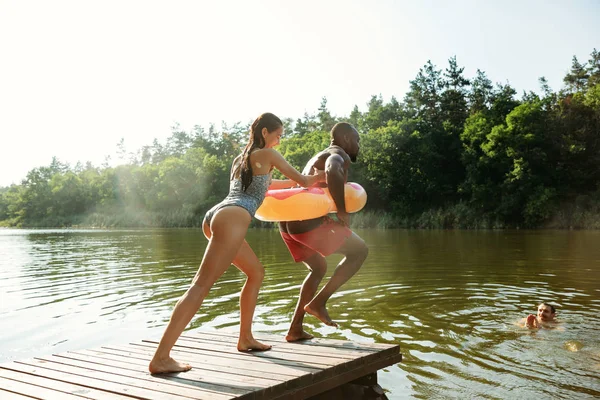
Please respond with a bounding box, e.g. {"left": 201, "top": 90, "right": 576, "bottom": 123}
{"left": 563, "top": 56, "right": 589, "bottom": 92}
{"left": 293, "top": 112, "right": 319, "bottom": 136}
{"left": 165, "top": 123, "right": 193, "bottom": 157}
{"left": 480, "top": 102, "right": 557, "bottom": 226}
{"left": 360, "top": 95, "right": 404, "bottom": 132}
{"left": 277, "top": 130, "right": 330, "bottom": 172}
{"left": 318, "top": 97, "right": 337, "bottom": 132}
{"left": 348, "top": 105, "right": 362, "bottom": 129}
{"left": 469, "top": 69, "right": 494, "bottom": 113}
{"left": 587, "top": 48, "right": 600, "bottom": 87}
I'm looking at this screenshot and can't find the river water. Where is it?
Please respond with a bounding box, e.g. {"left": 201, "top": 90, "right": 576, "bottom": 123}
{"left": 1, "top": 228, "right": 599, "bottom": 399}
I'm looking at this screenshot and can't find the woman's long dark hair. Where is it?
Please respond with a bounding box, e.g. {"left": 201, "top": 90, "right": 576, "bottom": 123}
{"left": 235, "top": 112, "right": 282, "bottom": 192}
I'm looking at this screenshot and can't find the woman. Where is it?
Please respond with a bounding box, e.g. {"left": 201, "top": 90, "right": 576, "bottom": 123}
{"left": 149, "top": 112, "right": 325, "bottom": 374}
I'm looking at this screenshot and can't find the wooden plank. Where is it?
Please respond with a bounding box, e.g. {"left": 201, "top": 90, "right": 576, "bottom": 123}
{"left": 0, "top": 375, "right": 87, "bottom": 399}
{"left": 106, "top": 342, "right": 347, "bottom": 389}
{"left": 43, "top": 352, "right": 295, "bottom": 399}
{"left": 150, "top": 338, "right": 354, "bottom": 368}
{"left": 0, "top": 329, "right": 403, "bottom": 400}
{"left": 26, "top": 356, "right": 250, "bottom": 400}
{"left": 100, "top": 345, "right": 316, "bottom": 377}
{"left": 71, "top": 348, "right": 311, "bottom": 384}
{"left": 166, "top": 337, "right": 396, "bottom": 377}
{"left": 183, "top": 330, "right": 386, "bottom": 353}
{"left": 166, "top": 338, "right": 363, "bottom": 380}
{"left": 190, "top": 329, "right": 396, "bottom": 351}
{"left": 131, "top": 338, "right": 382, "bottom": 382}
{"left": 0, "top": 368, "right": 133, "bottom": 400}
{"left": 110, "top": 342, "right": 329, "bottom": 395}
{"left": 114, "top": 342, "right": 330, "bottom": 377}
{"left": 273, "top": 353, "right": 403, "bottom": 400}
{"left": 165, "top": 336, "right": 400, "bottom": 394}
{"left": 2, "top": 360, "right": 244, "bottom": 400}
{"left": 51, "top": 351, "right": 281, "bottom": 387}
{"left": 180, "top": 333, "right": 375, "bottom": 360}
{"left": 86, "top": 345, "right": 319, "bottom": 379}
{"left": 0, "top": 388, "right": 35, "bottom": 399}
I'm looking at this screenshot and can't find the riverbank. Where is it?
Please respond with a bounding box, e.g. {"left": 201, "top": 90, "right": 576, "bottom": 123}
{"left": 3, "top": 203, "right": 600, "bottom": 230}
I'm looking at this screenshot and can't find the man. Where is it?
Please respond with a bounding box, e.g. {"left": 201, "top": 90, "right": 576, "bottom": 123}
{"left": 520, "top": 302, "right": 558, "bottom": 328}
{"left": 279, "top": 122, "right": 369, "bottom": 342}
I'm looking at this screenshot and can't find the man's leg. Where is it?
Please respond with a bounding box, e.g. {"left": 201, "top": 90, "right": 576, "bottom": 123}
{"left": 304, "top": 231, "right": 368, "bottom": 327}
{"left": 286, "top": 253, "right": 327, "bottom": 341}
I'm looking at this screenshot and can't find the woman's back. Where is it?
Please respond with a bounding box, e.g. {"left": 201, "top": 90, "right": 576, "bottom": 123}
{"left": 231, "top": 149, "right": 275, "bottom": 179}
{"left": 204, "top": 154, "right": 272, "bottom": 224}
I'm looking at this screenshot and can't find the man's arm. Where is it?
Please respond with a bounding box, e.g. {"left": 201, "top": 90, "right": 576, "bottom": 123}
{"left": 325, "top": 153, "right": 349, "bottom": 225}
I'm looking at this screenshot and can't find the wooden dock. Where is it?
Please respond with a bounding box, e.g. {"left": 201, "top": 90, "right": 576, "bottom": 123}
{"left": 0, "top": 329, "right": 402, "bottom": 399}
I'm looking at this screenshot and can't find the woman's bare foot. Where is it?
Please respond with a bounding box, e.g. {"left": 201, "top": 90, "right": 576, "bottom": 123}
{"left": 238, "top": 337, "right": 272, "bottom": 352}
{"left": 285, "top": 328, "right": 314, "bottom": 342}
{"left": 148, "top": 356, "right": 192, "bottom": 374}
{"left": 304, "top": 303, "right": 338, "bottom": 327}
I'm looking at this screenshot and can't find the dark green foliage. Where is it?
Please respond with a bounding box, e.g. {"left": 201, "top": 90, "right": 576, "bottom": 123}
{"left": 1, "top": 50, "right": 600, "bottom": 228}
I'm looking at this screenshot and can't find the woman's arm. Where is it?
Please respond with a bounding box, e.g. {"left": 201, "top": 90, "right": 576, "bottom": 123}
{"left": 267, "top": 149, "right": 325, "bottom": 187}
{"left": 268, "top": 179, "right": 298, "bottom": 190}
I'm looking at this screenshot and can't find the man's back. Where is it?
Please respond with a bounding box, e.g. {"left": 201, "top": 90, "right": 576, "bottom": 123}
{"left": 282, "top": 145, "right": 351, "bottom": 233}
{"left": 301, "top": 145, "right": 350, "bottom": 175}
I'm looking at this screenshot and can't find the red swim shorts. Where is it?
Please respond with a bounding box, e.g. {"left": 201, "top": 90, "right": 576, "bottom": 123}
{"left": 280, "top": 219, "right": 352, "bottom": 263}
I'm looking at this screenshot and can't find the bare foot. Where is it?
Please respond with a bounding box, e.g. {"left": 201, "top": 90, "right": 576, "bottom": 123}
{"left": 148, "top": 357, "right": 191, "bottom": 374}
{"left": 304, "top": 303, "right": 338, "bottom": 327}
{"left": 238, "top": 337, "right": 272, "bottom": 352}
{"left": 285, "top": 329, "right": 314, "bottom": 342}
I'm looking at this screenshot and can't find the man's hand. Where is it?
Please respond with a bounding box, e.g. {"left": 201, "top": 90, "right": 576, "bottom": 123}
{"left": 526, "top": 314, "right": 538, "bottom": 328}
{"left": 336, "top": 211, "right": 350, "bottom": 227}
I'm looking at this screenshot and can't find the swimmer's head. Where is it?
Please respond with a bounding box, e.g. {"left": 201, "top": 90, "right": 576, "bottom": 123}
{"left": 537, "top": 302, "right": 556, "bottom": 321}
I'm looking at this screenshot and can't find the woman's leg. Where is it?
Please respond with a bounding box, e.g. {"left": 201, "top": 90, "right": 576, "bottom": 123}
{"left": 230, "top": 241, "right": 271, "bottom": 351}
{"left": 148, "top": 207, "right": 251, "bottom": 374}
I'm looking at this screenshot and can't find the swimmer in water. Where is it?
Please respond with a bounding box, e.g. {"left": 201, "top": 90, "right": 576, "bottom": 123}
{"left": 520, "top": 302, "right": 558, "bottom": 329}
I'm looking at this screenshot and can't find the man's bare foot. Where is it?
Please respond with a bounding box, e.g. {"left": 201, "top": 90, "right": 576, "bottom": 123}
{"left": 148, "top": 357, "right": 191, "bottom": 374}
{"left": 285, "top": 329, "right": 314, "bottom": 342}
{"left": 238, "top": 337, "right": 272, "bottom": 352}
{"left": 304, "top": 303, "right": 338, "bottom": 327}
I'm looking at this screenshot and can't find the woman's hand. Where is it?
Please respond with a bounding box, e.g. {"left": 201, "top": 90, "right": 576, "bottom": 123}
{"left": 313, "top": 168, "right": 326, "bottom": 182}
{"left": 300, "top": 168, "right": 326, "bottom": 187}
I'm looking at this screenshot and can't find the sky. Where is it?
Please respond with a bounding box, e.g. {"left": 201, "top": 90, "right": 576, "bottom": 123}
{"left": 1, "top": 0, "right": 599, "bottom": 187}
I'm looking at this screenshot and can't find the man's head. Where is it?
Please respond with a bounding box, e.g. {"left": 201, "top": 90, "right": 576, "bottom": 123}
{"left": 537, "top": 302, "right": 556, "bottom": 321}
{"left": 330, "top": 122, "right": 360, "bottom": 162}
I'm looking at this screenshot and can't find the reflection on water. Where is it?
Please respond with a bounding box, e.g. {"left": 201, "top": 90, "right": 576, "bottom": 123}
{"left": 1, "top": 228, "right": 599, "bottom": 398}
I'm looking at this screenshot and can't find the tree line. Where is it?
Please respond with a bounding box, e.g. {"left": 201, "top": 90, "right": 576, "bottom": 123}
{"left": 1, "top": 49, "right": 599, "bottom": 229}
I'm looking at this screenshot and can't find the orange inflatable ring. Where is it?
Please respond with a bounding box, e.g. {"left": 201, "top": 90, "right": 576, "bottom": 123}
{"left": 255, "top": 182, "right": 367, "bottom": 222}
